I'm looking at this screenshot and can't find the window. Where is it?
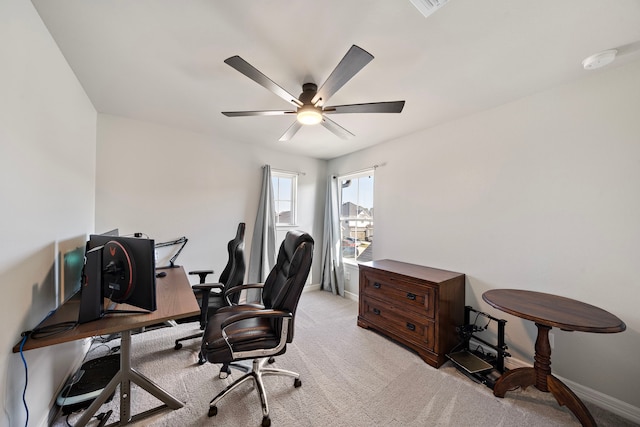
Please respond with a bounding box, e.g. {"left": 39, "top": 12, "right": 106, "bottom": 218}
{"left": 339, "top": 170, "right": 374, "bottom": 263}
{"left": 271, "top": 170, "right": 297, "bottom": 226}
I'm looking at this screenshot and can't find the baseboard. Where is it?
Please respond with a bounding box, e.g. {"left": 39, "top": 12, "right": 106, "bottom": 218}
{"left": 303, "top": 283, "right": 321, "bottom": 292}
{"left": 504, "top": 357, "right": 640, "bottom": 424}
{"left": 303, "top": 285, "right": 359, "bottom": 302}
{"left": 344, "top": 290, "right": 358, "bottom": 302}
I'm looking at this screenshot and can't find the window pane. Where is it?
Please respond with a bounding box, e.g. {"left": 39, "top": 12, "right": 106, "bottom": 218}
{"left": 357, "top": 176, "right": 374, "bottom": 215}
{"left": 341, "top": 178, "right": 356, "bottom": 206}
{"left": 271, "top": 171, "right": 297, "bottom": 226}
{"left": 339, "top": 171, "right": 374, "bottom": 262}
{"left": 275, "top": 202, "right": 288, "bottom": 224}
{"left": 278, "top": 178, "right": 291, "bottom": 199}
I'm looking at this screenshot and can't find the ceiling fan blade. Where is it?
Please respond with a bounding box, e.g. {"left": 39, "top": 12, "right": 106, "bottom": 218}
{"left": 222, "top": 110, "right": 295, "bottom": 117}
{"left": 279, "top": 121, "right": 303, "bottom": 141}
{"left": 323, "top": 101, "right": 405, "bottom": 114}
{"left": 225, "top": 56, "right": 303, "bottom": 108}
{"left": 321, "top": 116, "right": 355, "bottom": 139}
{"left": 312, "top": 45, "right": 374, "bottom": 107}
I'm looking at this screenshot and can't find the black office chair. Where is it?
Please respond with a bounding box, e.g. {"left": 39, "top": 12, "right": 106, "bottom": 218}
{"left": 201, "top": 230, "right": 314, "bottom": 427}
{"left": 174, "top": 223, "right": 246, "bottom": 364}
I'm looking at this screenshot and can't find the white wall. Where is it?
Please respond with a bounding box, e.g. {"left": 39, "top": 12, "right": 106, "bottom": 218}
{"left": 328, "top": 60, "right": 640, "bottom": 413}
{"left": 0, "top": 1, "right": 97, "bottom": 426}
{"left": 96, "top": 114, "right": 327, "bottom": 285}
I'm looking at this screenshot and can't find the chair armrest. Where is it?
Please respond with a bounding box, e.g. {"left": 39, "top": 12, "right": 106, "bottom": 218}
{"left": 224, "top": 283, "right": 265, "bottom": 305}
{"left": 224, "top": 283, "right": 264, "bottom": 296}
{"left": 192, "top": 283, "right": 224, "bottom": 292}
{"left": 192, "top": 282, "right": 224, "bottom": 329}
{"left": 189, "top": 269, "right": 214, "bottom": 284}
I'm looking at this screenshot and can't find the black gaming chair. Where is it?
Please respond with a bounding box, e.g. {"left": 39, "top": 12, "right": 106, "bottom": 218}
{"left": 174, "top": 223, "right": 246, "bottom": 363}
{"left": 201, "top": 230, "right": 314, "bottom": 427}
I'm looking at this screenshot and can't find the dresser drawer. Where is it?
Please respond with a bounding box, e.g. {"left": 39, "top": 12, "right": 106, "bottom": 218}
{"left": 361, "top": 271, "right": 436, "bottom": 319}
{"left": 361, "top": 295, "right": 435, "bottom": 351}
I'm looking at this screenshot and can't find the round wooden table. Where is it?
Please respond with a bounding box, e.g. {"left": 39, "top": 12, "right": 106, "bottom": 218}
{"left": 483, "top": 289, "right": 625, "bottom": 427}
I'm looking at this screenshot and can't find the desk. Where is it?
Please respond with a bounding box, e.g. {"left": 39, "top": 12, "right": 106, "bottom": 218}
{"left": 14, "top": 266, "right": 200, "bottom": 426}
{"left": 482, "top": 289, "right": 625, "bottom": 427}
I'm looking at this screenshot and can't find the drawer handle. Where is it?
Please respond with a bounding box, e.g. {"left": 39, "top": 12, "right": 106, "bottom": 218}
{"left": 373, "top": 282, "right": 381, "bottom": 289}
{"left": 373, "top": 308, "right": 381, "bottom": 315}
{"left": 406, "top": 292, "right": 416, "bottom": 300}
{"left": 406, "top": 322, "right": 416, "bottom": 331}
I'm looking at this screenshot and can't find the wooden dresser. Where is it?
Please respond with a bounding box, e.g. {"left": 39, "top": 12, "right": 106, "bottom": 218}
{"left": 358, "top": 259, "right": 465, "bottom": 368}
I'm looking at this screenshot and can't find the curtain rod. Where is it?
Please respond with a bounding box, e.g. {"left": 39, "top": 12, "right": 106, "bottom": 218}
{"left": 332, "top": 163, "right": 385, "bottom": 178}
{"left": 266, "top": 165, "right": 306, "bottom": 176}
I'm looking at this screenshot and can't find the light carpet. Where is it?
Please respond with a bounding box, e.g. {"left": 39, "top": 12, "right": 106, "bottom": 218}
{"left": 53, "top": 290, "right": 637, "bottom": 426}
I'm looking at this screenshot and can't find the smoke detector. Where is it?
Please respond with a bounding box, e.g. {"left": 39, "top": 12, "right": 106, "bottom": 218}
{"left": 582, "top": 49, "right": 617, "bottom": 70}
{"left": 410, "top": 0, "right": 449, "bottom": 18}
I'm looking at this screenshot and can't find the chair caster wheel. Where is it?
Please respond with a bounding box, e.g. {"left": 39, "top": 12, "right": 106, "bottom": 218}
{"left": 294, "top": 378, "right": 302, "bottom": 388}
{"left": 267, "top": 357, "right": 275, "bottom": 364}
{"left": 219, "top": 366, "right": 231, "bottom": 379}
{"left": 174, "top": 342, "right": 182, "bottom": 350}
{"left": 208, "top": 406, "right": 217, "bottom": 417}
{"left": 262, "top": 416, "right": 271, "bottom": 427}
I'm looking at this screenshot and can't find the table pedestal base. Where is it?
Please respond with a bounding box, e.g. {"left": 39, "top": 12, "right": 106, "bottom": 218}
{"left": 493, "top": 323, "right": 596, "bottom": 427}
{"left": 494, "top": 368, "right": 596, "bottom": 427}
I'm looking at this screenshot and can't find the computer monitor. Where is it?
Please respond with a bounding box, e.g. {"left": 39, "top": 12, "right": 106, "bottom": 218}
{"left": 61, "top": 245, "right": 85, "bottom": 303}
{"left": 79, "top": 234, "right": 157, "bottom": 323}
{"left": 58, "top": 234, "right": 89, "bottom": 306}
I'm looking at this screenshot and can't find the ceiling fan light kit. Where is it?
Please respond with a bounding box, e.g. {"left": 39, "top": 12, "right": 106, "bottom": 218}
{"left": 297, "top": 106, "right": 323, "bottom": 125}
{"left": 222, "top": 45, "right": 405, "bottom": 141}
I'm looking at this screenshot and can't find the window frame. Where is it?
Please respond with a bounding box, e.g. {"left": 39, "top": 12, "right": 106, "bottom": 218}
{"left": 338, "top": 169, "right": 375, "bottom": 264}
{"left": 271, "top": 170, "right": 298, "bottom": 227}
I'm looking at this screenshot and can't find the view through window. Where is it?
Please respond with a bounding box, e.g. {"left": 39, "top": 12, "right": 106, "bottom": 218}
{"left": 272, "top": 170, "right": 297, "bottom": 226}
{"left": 339, "top": 170, "right": 374, "bottom": 262}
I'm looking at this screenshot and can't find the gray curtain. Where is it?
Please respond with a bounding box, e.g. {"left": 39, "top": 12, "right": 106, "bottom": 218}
{"left": 247, "top": 165, "right": 277, "bottom": 302}
{"left": 320, "top": 175, "right": 345, "bottom": 296}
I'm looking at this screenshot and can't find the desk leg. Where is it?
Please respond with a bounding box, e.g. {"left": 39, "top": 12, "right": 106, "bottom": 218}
{"left": 73, "top": 330, "right": 183, "bottom": 427}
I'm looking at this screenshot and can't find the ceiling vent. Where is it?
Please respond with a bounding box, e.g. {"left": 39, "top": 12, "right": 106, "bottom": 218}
{"left": 409, "top": 0, "right": 449, "bottom": 18}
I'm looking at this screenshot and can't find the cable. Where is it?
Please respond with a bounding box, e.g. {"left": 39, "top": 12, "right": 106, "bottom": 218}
{"left": 18, "top": 315, "right": 80, "bottom": 427}
{"left": 18, "top": 308, "right": 67, "bottom": 426}
{"left": 28, "top": 321, "right": 78, "bottom": 339}
{"left": 19, "top": 334, "right": 29, "bottom": 427}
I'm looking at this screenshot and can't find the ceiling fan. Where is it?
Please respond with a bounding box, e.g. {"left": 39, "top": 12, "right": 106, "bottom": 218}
{"left": 222, "top": 45, "right": 405, "bottom": 141}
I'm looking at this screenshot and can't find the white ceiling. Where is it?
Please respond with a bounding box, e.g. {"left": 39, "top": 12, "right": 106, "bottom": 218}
{"left": 32, "top": 0, "right": 640, "bottom": 160}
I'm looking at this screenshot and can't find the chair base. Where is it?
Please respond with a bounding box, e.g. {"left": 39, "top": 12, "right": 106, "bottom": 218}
{"left": 174, "top": 334, "right": 260, "bottom": 376}
{"left": 174, "top": 331, "right": 207, "bottom": 365}
{"left": 208, "top": 357, "right": 301, "bottom": 427}
{"left": 218, "top": 357, "right": 274, "bottom": 379}
{"left": 174, "top": 331, "right": 204, "bottom": 350}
